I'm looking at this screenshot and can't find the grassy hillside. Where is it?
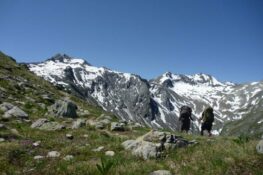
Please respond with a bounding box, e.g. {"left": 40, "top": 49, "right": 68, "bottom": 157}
{"left": 0, "top": 52, "right": 263, "bottom": 175}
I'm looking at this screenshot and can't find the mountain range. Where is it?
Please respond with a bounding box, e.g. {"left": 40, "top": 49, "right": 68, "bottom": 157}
{"left": 28, "top": 54, "right": 263, "bottom": 136}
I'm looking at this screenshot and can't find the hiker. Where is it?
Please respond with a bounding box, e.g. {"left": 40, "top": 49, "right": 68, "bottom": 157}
{"left": 179, "top": 105, "right": 193, "bottom": 133}
{"left": 199, "top": 106, "right": 214, "bottom": 136}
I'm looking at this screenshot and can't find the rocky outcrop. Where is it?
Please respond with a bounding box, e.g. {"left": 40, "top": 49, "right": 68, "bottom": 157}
{"left": 0, "top": 102, "right": 28, "bottom": 119}
{"left": 47, "top": 99, "right": 78, "bottom": 118}
{"left": 31, "top": 118, "right": 65, "bottom": 131}
{"left": 122, "top": 130, "right": 197, "bottom": 160}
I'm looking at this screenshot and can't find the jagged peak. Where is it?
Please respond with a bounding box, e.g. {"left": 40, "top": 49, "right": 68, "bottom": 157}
{"left": 46, "top": 53, "right": 91, "bottom": 66}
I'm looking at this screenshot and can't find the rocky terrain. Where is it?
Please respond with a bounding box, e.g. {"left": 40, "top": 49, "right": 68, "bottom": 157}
{"left": 0, "top": 52, "right": 263, "bottom": 174}
{"left": 28, "top": 54, "right": 263, "bottom": 136}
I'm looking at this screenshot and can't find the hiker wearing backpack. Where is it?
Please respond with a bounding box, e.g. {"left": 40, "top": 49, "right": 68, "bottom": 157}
{"left": 179, "top": 105, "right": 193, "bottom": 133}
{"left": 200, "top": 106, "right": 214, "bottom": 136}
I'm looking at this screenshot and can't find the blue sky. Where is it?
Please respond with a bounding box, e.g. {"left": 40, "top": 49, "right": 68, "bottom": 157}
{"left": 0, "top": 0, "right": 262, "bottom": 83}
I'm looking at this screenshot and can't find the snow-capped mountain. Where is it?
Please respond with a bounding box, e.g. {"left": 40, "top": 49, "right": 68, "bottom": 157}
{"left": 28, "top": 54, "right": 263, "bottom": 134}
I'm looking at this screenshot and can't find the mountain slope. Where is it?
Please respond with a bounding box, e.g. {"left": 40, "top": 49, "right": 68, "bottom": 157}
{"left": 28, "top": 54, "right": 263, "bottom": 135}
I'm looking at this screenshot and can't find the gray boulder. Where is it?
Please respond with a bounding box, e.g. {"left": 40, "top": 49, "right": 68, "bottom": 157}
{"left": 38, "top": 122, "right": 65, "bottom": 131}
{"left": 122, "top": 139, "right": 158, "bottom": 160}
{"left": 72, "top": 118, "right": 86, "bottom": 129}
{"left": 122, "top": 130, "right": 194, "bottom": 160}
{"left": 31, "top": 118, "right": 49, "bottom": 128}
{"left": 3, "top": 106, "right": 28, "bottom": 119}
{"left": 31, "top": 118, "right": 65, "bottom": 131}
{"left": 256, "top": 140, "right": 263, "bottom": 154}
{"left": 48, "top": 99, "right": 77, "bottom": 118}
{"left": 0, "top": 102, "right": 15, "bottom": 112}
{"left": 149, "top": 170, "right": 172, "bottom": 175}
{"left": 111, "top": 122, "right": 125, "bottom": 131}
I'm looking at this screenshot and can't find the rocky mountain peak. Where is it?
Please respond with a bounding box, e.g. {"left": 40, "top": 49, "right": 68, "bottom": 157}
{"left": 47, "top": 53, "right": 91, "bottom": 66}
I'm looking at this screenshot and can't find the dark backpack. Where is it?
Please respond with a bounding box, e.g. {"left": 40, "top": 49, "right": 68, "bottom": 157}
{"left": 180, "top": 106, "right": 192, "bottom": 120}
{"left": 202, "top": 107, "right": 214, "bottom": 123}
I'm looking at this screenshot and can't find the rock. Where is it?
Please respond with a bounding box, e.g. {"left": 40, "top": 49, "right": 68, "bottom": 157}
{"left": 66, "top": 134, "right": 73, "bottom": 140}
{"left": 47, "top": 151, "right": 60, "bottom": 158}
{"left": 31, "top": 118, "right": 49, "bottom": 128}
{"left": 111, "top": 122, "right": 125, "bottom": 131}
{"left": 37, "top": 103, "right": 46, "bottom": 109}
{"left": 122, "top": 130, "right": 193, "bottom": 160}
{"left": 142, "top": 130, "right": 167, "bottom": 143}
{"left": 3, "top": 106, "right": 28, "bottom": 119}
{"left": 256, "top": 140, "right": 263, "bottom": 154}
{"left": 48, "top": 99, "right": 78, "bottom": 118}
{"left": 31, "top": 119, "right": 65, "bottom": 131}
{"left": 83, "top": 134, "right": 89, "bottom": 138}
{"left": 33, "top": 141, "right": 41, "bottom": 147}
{"left": 122, "top": 139, "right": 158, "bottom": 160}
{"left": 0, "top": 123, "right": 6, "bottom": 130}
{"left": 95, "top": 122, "right": 105, "bottom": 129}
{"left": 34, "top": 155, "right": 44, "bottom": 160}
{"left": 100, "top": 119, "right": 111, "bottom": 125}
{"left": 10, "top": 128, "right": 20, "bottom": 136}
{"left": 72, "top": 118, "right": 86, "bottom": 129}
{"left": 149, "top": 170, "right": 172, "bottom": 175}
{"left": 63, "top": 155, "right": 74, "bottom": 161}
{"left": 105, "top": 151, "right": 115, "bottom": 157}
{"left": 41, "top": 94, "right": 54, "bottom": 103}
{"left": 0, "top": 138, "right": 5, "bottom": 142}
{"left": 39, "top": 122, "right": 65, "bottom": 131}
{"left": 0, "top": 102, "right": 15, "bottom": 112}
{"left": 92, "top": 146, "right": 104, "bottom": 152}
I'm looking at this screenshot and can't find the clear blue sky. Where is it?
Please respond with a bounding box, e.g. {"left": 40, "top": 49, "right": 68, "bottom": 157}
{"left": 0, "top": 0, "right": 263, "bottom": 83}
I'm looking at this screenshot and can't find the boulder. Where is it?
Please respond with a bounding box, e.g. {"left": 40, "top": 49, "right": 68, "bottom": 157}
{"left": 31, "top": 118, "right": 49, "bottom": 128}
{"left": 47, "top": 151, "right": 60, "bottom": 158}
{"left": 256, "top": 140, "right": 263, "bottom": 154}
{"left": 66, "top": 134, "right": 73, "bottom": 140}
{"left": 48, "top": 99, "right": 78, "bottom": 118}
{"left": 31, "top": 118, "right": 65, "bottom": 131}
{"left": 122, "top": 139, "right": 158, "bottom": 160}
{"left": 122, "top": 130, "right": 195, "bottom": 160}
{"left": 105, "top": 151, "right": 115, "bottom": 157}
{"left": 39, "top": 122, "right": 65, "bottom": 131}
{"left": 1, "top": 103, "right": 28, "bottom": 119}
{"left": 149, "top": 170, "right": 172, "bottom": 175}
{"left": 0, "top": 102, "right": 14, "bottom": 112}
{"left": 63, "top": 155, "right": 74, "bottom": 161}
{"left": 34, "top": 155, "right": 44, "bottom": 160}
{"left": 92, "top": 146, "right": 104, "bottom": 152}
{"left": 72, "top": 118, "right": 86, "bottom": 129}
{"left": 111, "top": 122, "right": 125, "bottom": 131}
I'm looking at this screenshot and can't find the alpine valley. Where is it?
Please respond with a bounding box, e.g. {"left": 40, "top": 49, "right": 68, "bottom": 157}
{"left": 28, "top": 54, "right": 263, "bottom": 137}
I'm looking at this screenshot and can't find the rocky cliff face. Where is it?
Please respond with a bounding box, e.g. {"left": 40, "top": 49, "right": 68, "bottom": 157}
{"left": 28, "top": 54, "right": 263, "bottom": 134}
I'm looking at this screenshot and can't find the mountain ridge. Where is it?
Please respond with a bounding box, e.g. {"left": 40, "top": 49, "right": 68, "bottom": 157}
{"left": 27, "top": 53, "right": 263, "bottom": 136}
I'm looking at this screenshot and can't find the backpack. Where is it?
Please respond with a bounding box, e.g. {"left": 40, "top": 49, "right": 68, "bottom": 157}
{"left": 180, "top": 106, "right": 192, "bottom": 120}
{"left": 202, "top": 107, "right": 214, "bottom": 123}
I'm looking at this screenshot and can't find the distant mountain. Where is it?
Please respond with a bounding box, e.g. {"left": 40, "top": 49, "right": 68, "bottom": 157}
{"left": 28, "top": 54, "right": 263, "bottom": 135}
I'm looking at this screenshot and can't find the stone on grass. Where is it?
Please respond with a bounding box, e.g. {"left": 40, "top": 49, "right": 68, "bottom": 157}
{"left": 0, "top": 138, "right": 5, "bottom": 142}
{"left": 111, "top": 122, "right": 125, "bottom": 131}
{"left": 34, "top": 155, "right": 44, "bottom": 160}
{"left": 105, "top": 151, "right": 115, "bottom": 157}
{"left": 33, "top": 141, "right": 41, "bottom": 147}
{"left": 66, "top": 134, "right": 73, "bottom": 140}
{"left": 47, "top": 151, "right": 60, "bottom": 158}
{"left": 63, "top": 155, "right": 74, "bottom": 161}
{"left": 256, "top": 140, "right": 263, "bottom": 154}
{"left": 48, "top": 99, "right": 78, "bottom": 118}
{"left": 92, "top": 146, "right": 104, "bottom": 152}
{"left": 149, "top": 170, "right": 172, "bottom": 175}
{"left": 72, "top": 118, "right": 86, "bottom": 129}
